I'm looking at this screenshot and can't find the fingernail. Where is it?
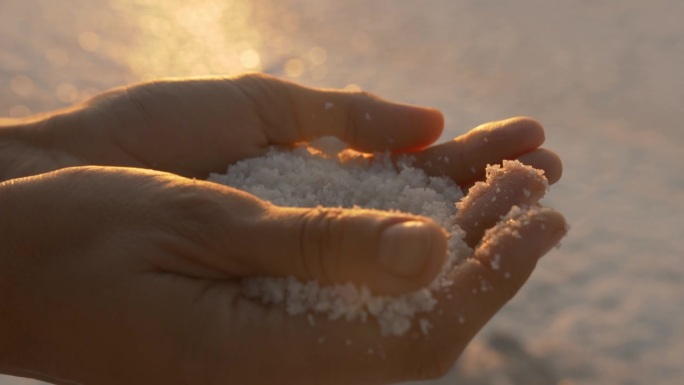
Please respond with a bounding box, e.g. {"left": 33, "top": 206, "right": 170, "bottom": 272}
{"left": 378, "top": 221, "right": 434, "bottom": 278}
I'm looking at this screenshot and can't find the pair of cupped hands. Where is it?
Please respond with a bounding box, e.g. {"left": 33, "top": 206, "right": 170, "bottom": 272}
{"left": 0, "top": 74, "right": 566, "bottom": 385}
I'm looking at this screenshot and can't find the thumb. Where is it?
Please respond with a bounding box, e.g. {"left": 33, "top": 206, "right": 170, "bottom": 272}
{"left": 238, "top": 206, "right": 449, "bottom": 296}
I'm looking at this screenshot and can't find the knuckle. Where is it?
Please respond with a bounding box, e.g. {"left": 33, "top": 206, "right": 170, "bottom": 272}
{"left": 300, "top": 208, "right": 345, "bottom": 284}
{"left": 153, "top": 184, "right": 228, "bottom": 247}
{"left": 233, "top": 73, "right": 295, "bottom": 140}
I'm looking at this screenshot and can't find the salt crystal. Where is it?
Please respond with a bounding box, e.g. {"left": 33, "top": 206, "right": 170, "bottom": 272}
{"left": 419, "top": 318, "right": 433, "bottom": 335}
{"left": 324, "top": 102, "right": 334, "bottom": 109}
{"left": 491, "top": 254, "right": 502, "bottom": 270}
{"left": 365, "top": 112, "right": 372, "bottom": 120}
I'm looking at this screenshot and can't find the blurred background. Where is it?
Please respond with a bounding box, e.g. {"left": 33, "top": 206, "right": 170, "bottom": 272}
{"left": 1, "top": 0, "right": 682, "bottom": 384}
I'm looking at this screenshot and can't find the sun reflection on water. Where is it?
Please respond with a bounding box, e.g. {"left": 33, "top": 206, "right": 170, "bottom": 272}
{"left": 107, "top": 0, "right": 265, "bottom": 78}
{"left": 1, "top": 0, "right": 339, "bottom": 116}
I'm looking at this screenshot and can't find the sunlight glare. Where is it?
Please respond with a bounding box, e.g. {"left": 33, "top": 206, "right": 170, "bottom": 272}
{"left": 112, "top": 0, "right": 263, "bottom": 79}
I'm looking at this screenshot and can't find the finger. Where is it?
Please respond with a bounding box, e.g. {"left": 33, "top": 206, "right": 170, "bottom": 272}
{"left": 411, "top": 117, "right": 550, "bottom": 186}
{"left": 172, "top": 180, "right": 450, "bottom": 296}
{"left": 455, "top": 160, "right": 549, "bottom": 247}
{"left": 516, "top": 148, "right": 562, "bottom": 184}
{"left": 242, "top": 206, "right": 449, "bottom": 296}
{"left": 236, "top": 74, "right": 444, "bottom": 152}
{"left": 436, "top": 207, "right": 567, "bottom": 353}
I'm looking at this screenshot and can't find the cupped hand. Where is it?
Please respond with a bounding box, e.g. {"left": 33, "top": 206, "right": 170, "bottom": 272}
{"left": 0, "top": 74, "right": 567, "bottom": 384}
{"left": 0, "top": 165, "right": 565, "bottom": 385}
{"left": 1, "top": 73, "right": 561, "bottom": 186}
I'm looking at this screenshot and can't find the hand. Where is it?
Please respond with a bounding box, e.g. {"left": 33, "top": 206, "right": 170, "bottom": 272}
{"left": 0, "top": 74, "right": 566, "bottom": 384}
{"left": 0, "top": 165, "right": 565, "bottom": 385}
{"left": 0, "top": 73, "right": 560, "bottom": 185}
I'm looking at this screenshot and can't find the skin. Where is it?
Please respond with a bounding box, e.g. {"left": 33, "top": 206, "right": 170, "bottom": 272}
{"left": 0, "top": 73, "right": 566, "bottom": 385}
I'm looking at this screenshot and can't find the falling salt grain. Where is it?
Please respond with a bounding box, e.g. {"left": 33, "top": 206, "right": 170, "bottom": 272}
{"left": 491, "top": 254, "right": 502, "bottom": 270}
{"left": 419, "top": 318, "right": 433, "bottom": 335}
{"left": 325, "top": 102, "right": 334, "bottom": 110}
{"left": 480, "top": 280, "right": 491, "bottom": 292}
{"left": 365, "top": 112, "right": 372, "bottom": 120}
{"left": 523, "top": 188, "right": 531, "bottom": 198}
{"left": 345, "top": 339, "right": 353, "bottom": 346}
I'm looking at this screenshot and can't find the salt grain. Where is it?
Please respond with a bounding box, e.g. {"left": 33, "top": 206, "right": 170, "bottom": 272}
{"left": 419, "top": 318, "right": 433, "bottom": 335}
{"left": 491, "top": 254, "right": 502, "bottom": 270}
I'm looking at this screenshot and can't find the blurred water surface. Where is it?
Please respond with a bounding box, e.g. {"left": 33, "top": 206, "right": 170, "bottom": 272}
{"left": 1, "top": 1, "right": 683, "bottom": 384}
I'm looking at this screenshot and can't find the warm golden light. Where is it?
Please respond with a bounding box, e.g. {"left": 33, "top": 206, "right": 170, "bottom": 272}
{"left": 284, "top": 58, "right": 306, "bottom": 78}
{"left": 107, "top": 0, "right": 263, "bottom": 79}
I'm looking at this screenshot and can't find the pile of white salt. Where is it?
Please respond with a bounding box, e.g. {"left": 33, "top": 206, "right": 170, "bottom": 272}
{"left": 208, "top": 140, "right": 546, "bottom": 336}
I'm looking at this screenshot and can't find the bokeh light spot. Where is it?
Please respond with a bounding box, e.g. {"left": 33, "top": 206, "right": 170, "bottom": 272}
{"left": 79, "top": 31, "right": 101, "bottom": 52}
{"left": 9, "top": 105, "right": 31, "bottom": 118}
{"left": 240, "top": 49, "right": 261, "bottom": 69}
{"left": 308, "top": 46, "right": 327, "bottom": 65}
{"left": 284, "top": 58, "right": 305, "bottom": 78}
{"left": 10, "top": 75, "right": 34, "bottom": 96}
{"left": 344, "top": 83, "right": 362, "bottom": 92}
